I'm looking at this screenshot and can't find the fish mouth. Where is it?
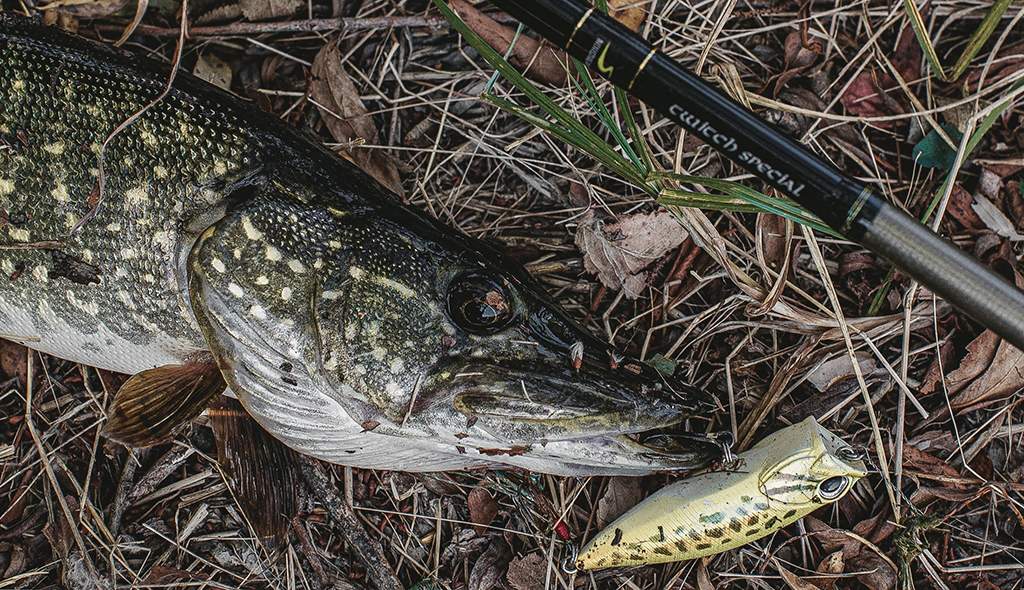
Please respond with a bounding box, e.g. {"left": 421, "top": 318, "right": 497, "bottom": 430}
{"left": 432, "top": 359, "right": 715, "bottom": 444}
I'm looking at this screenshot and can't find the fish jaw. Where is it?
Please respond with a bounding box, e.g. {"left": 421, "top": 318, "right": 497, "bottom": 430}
{"left": 576, "top": 417, "right": 867, "bottom": 568}
{"left": 188, "top": 183, "right": 723, "bottom": 475}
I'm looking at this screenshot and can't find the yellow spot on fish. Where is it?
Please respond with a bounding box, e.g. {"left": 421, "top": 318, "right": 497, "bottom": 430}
{"left": 242, "top": 217, "right": 263, "bottom": 241}
{"left": 390, "top": 359, "right": 405, "bottom": 374}
{"left": 51, "top": 183, "right": 70, "bottom": 202}
{"left": 250, "top": 304, "right": 267, "bottom": 320}
{"left": 322, "top": 290, "right": 341, "bottom": 300}
{"left": 288, "top": 259, "right": 305, "bottom": 273}
{"left": 256, "top": 275, "right": 270, "bottom": 285}
{"left": 0, "top": 178, "right": 14, "bottom": 196}
{"left": 379, "top": 277, "right": 416, "bottom": 299}
{"left": 125, "top": 185, "right": 149, "bottom": 205}
{"left": 211, "top": 258, "right": 227, "bottom": 273}
{"left": 12, "top": 80, "right": 24, "bottom": 91}
{"left": 228, "top": 283, "right": 245, "bottom": 297}
{"left": 265, "top": 245, "right": 282, "bottom": 261}
{"left": 106, "top": 222, "right": 122, "bottom": 232}
{"left": 233, "top": 248, "right": 242, "bottom": 259}
{"left": 349, "top": 267, "right": 365, "bottom": 280}
{"left": 329, "top": 240, "right": 342, "bottom": 249}
{"left": 154, "top": 166, "right": 169, "bottom": 180}
{"left": 313, "top": 258, "right": 324, "bottom": 270}
{"left": 371, "top": 347, "right": 387, "bottom": 361}
{"left": 281, "top": 287, "right": 292, "bottom": 301}
{"left": 0, "top": 259, "right": 14, "bottom": 275}
{"left": 139, "top": 130, "right": 158, "bottom": 149}
{"left": 8, "top": 227, "right": 30, "bottom": 242}
{"left": 43, "top": 142, "right": 65, "bottom": 155}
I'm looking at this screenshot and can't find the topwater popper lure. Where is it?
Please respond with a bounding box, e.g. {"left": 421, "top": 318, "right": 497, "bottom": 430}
{"left": 575, "top": 417, "right": 867, "bottom": 569}
{"left": 0, "top": 14, "right": 728, "bottom": 476}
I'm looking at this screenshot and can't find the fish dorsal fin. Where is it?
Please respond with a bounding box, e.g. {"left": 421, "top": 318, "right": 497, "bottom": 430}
{"left": 103, "top": 358, "right": 226, "bottom": 446}
{"left": 209, "top": 396, "right": 301, "bottom": 544}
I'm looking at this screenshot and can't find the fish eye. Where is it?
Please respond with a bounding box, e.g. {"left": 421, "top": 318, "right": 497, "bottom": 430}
{"left": 446, "top": 271, "right": 515, "bottom": 334}
{"left": 817, "top": 476, "right": 849, "bottom": 500}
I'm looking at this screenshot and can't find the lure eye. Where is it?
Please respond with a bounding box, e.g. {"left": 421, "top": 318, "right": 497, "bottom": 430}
{"left": 447, "top": 272, "right": 515, "bottom": 334}
{"left": 818, "top": 476, "right": 849, "bottom": 500}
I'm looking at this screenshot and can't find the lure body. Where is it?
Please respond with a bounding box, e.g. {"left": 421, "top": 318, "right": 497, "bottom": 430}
{"left": 576, "top": 417, "right": 866, "bottom": 568}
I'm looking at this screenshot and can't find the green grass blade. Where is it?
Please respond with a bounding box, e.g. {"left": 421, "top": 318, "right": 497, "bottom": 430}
{"left": 950, "top": 0, "right": 1014, "bottom": 80}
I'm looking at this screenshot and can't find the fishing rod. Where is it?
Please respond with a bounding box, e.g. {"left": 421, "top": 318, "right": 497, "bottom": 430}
{"left": 486, "top": 0, "right": 1024, "bottom": 350}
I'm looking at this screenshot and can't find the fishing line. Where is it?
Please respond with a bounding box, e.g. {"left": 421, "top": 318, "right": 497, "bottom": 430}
{"left": 484, "top": 0, "right": 1024, "bottom": 349}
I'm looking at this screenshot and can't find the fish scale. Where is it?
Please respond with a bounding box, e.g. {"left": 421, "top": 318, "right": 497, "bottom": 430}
{"left": 1, "top": 14, "right": 728, "bottom": 476}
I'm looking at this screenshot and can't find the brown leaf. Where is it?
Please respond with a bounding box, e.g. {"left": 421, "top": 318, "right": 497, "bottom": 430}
{"left": 769, "top": 31, "right": 820, "bottom": 95}
{"left": 839, "top": 26, "right": 920, "bottom": 127}
{"left": 945, "top": 185, "right": 987, "bottom": 230}
{"left": 469, "top": 536, "right": 512, "bottom": 590}
{"left": 919, "top": 339, "right": 955, "bottom": 395}
{"left": 506, "top": 553, "right": 546, "bottom": 590}
{"left": 43, "top": 0, "right": 130, "bottom": 18}
{"left": 449, "top": 0, "right": 569, "bottom": 87}
{"left": 596, "top": 477, "right": 641, "bottom": 529}
{"left": 309, "top": 43, "right": 405, "bottom": 197}
{"left": 945, "top": 329, "right": 1001, "bottom": 392}
{"left": 193, "top": 54, "right": 233, "bottom": 92}
{"left": 805, "top": 517, "right": 896, "bottom": 590}
{"left": 813, "top": 551, "right": 844, "bottom": 590}
{"left": 950, "top": 337, "right": 1024, "bottom": 409}
{"left": 609, "top": 0, "right": 646, "bottom": 32}
{"left": 575, "top": 210, "right": 689, "bottom": 299}
{"left": 467, "top": 487, "right": 500, "bottom": 535}
{"left": 239, "top": 0, "right": 301, "bottom": 21}
{"left": 0, "top": 339, "right": 28, "bottom": 387}
{"left": 902, "top": 445, "right": 964, "bottom": 484}
{"left": 852, "top": 510, "right": 896, "bottom": 546}
{"left": 779, "top": 564, "right": 821, "bottom": 590}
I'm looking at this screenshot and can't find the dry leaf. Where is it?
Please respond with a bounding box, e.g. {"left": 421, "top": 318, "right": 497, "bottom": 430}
{"left": 193, "top": 54, "right": 233, "bottom": 92}
{"left": 506, "top": 553, "right": 546, "bottom": 590}
{"left": 239, "top": 0, "right": 300, "bottom": 21}
{"left": 309, "top": 44, "right": 405, "bottom": 197}
{"left": 902, "top": 445, "right": 964, "bottom": 484}
{"left": 695, "top": 558, "right": 715, "bottom": 590}
{"left": 41, "top": 0, "right": 130, "bottom": 18}
{"left": 467, "top": 487, "right": 500, "bottom": 536}
{"left": 806, "top": 517, "right": 897, "bottom": 590}
{"left": 779, "top": 564, "right": 821, "bottom": 590}
{"left": 945, "top": 330, "right": 1001, "bottom": 392}
{"left": 469, "top": 537, "right": 512, "bottom": 590}
{"left": 596, "top": 477, "right": 641, "bottom": 529}
{"left": 813, "top": 550, "right": 844, "bottom": 590}
{"left": 972, "top": 194, "right": 1024, "bottom": 241}
{"left": 575, "top": 210, "right": 689, "bottom": 298}
{"left": 0, "top": 339, "right": 29, "bottom": 387}
{"left": 950, "top": 337, "right": 1024, "bottom": 409}
{"left": 804, "top": 352, "right": 876, "bottom": 392}
{"left": 609, "top": 0, "right": 646, "bottom": 31}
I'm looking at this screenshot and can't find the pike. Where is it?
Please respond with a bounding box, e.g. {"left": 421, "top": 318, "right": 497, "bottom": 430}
{"left": 0, "top": 14, "right": 728, "bottom": 476}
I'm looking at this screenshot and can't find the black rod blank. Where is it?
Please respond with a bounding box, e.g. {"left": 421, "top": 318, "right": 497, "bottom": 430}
{"left": 488, "top": 0, "right": 1024, "bottom": 349}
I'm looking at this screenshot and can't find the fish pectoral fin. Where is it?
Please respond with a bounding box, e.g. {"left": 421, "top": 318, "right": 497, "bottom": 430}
{"left": 103, "top": 359, "right": 226, "bottom": 446}
{"left": 209, "top": 396, "right": 301, "bottom": 545}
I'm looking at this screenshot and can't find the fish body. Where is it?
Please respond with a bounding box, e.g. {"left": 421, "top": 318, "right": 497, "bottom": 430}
{"left": 0, "top": 15, "right": 725, "bottom": 476}
{"left": 576, "top": 416, "right": 867, "bottom": 568}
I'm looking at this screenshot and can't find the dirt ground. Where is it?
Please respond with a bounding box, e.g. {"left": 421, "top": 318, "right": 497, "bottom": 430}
{"left": 1, "top": 0, "right": 1023, "bottom": 588}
